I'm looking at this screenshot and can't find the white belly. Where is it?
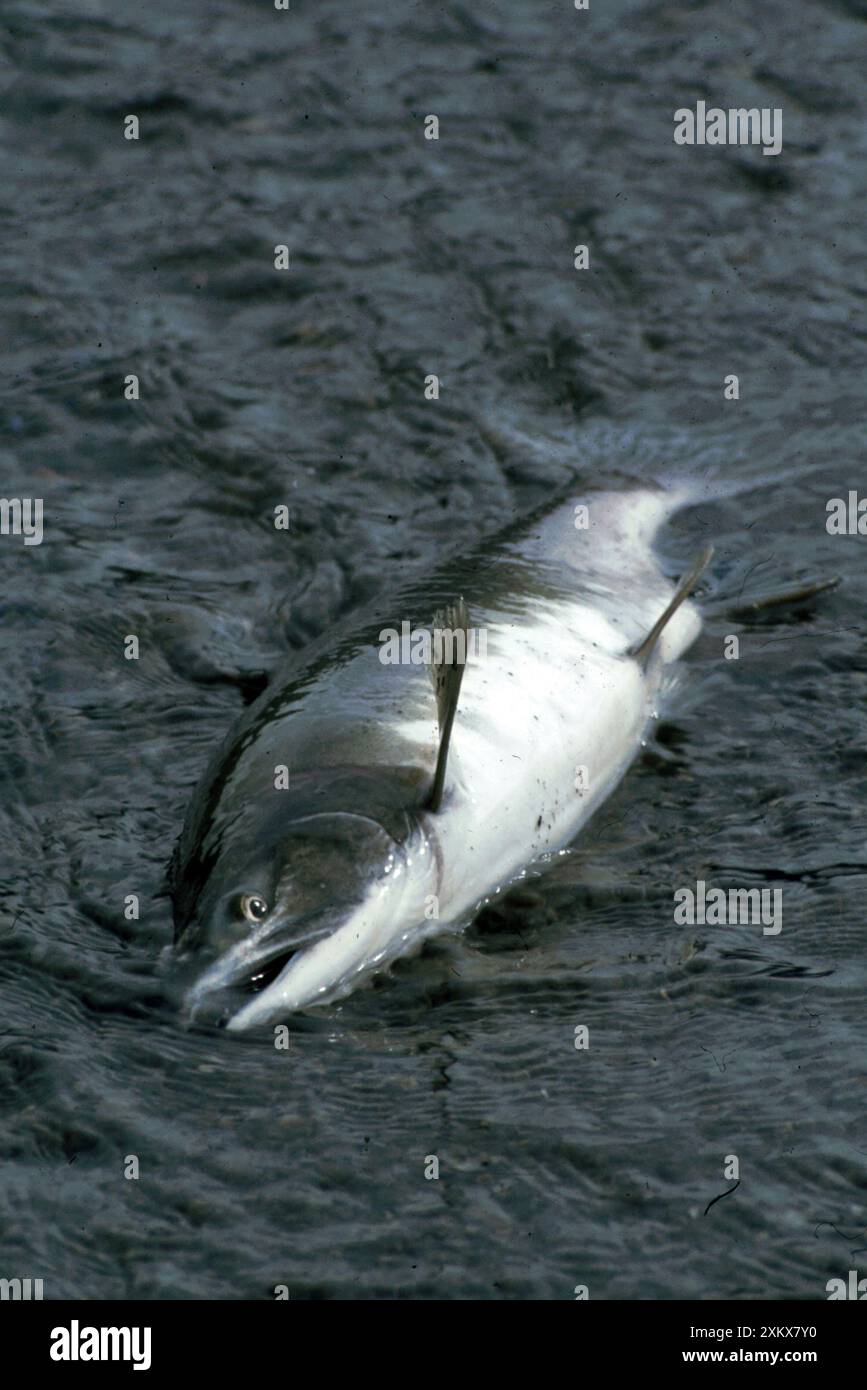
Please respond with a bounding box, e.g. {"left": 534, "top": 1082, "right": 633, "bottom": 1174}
{"left": 412, "top": 599, "right": 659, "bottom": 923}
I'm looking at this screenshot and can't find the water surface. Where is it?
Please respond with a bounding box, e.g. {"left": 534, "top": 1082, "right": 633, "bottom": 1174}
{"left": 1, "top": 0, "right": 866, "bottom": 1298}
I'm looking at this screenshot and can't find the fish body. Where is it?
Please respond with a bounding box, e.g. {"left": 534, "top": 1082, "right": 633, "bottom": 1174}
{"left": 171, "top": 485, "right": 707, "bottom": 1030}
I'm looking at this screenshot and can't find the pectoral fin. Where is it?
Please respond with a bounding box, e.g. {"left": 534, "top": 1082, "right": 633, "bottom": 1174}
{"left": 425, "top": 596, "right": 470, "bottom": 813}
{"left": 727, "top": 574, "right": 840, "bottom": 619}
{"left": 629, "top": 544, "right": 714, "bottom": 668}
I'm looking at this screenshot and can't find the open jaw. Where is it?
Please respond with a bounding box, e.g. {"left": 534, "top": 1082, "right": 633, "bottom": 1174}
{"left": 180, "top": 823, "right": 440, "bottom": 1030}
{"left": 182, "top": 916, "right": 334, "bottom": 1029}
{"left": 223, "top": 883, "right": 402, "bottom": 1032}
{"left": 181, "top": 886, "right": 399, "bottom": 1031}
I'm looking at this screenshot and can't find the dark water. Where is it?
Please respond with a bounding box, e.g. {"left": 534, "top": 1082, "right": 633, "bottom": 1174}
{"left": 2, "top": 0, "right": 866, "bottom": 1299}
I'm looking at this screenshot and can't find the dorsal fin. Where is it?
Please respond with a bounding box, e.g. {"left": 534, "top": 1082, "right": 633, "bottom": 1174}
{"left": 629, "top": 544, "right": 714, "bottom": 668}
{"left": 425, "top": 596, "right": 470, "bottom": 813}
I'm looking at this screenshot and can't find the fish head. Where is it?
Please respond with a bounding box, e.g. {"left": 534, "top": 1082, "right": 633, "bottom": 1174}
{"left": 173, "top": 809, "right": 428, "bottom": 1029}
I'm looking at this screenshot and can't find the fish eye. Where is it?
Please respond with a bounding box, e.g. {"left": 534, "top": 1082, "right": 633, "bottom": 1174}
{"left": 238, "top": 893, "right": 269, "bottom": 924}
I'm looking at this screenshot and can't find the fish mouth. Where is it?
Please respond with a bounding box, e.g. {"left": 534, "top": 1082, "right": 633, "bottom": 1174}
{"left": 182, "top": 914, "right": 333, "bottom": 1028}
{"left": 246, "top": 947, "right": 298, "bottom": 996}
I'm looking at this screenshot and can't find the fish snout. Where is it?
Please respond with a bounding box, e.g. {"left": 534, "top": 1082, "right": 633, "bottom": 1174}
{"left": 179, "top": 905, "right": 334, "bottom": 1027}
